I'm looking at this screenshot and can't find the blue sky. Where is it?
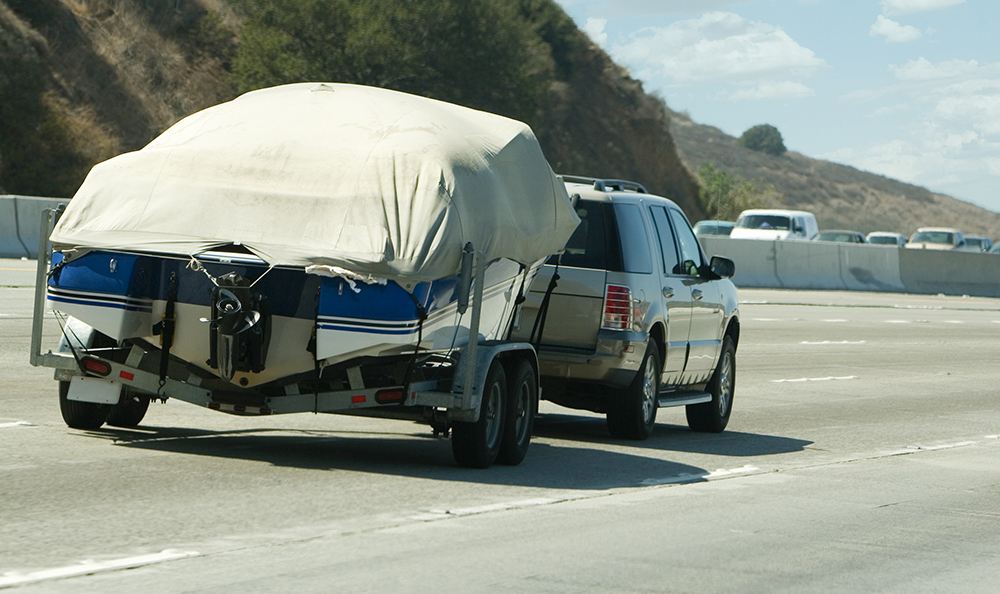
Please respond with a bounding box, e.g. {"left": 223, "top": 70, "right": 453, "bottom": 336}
{"left": 553, "top": 0, "right": 1000, "bottom": 213}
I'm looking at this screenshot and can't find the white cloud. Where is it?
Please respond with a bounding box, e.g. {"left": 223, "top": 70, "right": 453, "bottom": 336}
{"left": 881, "top": 0, "right": 965, "bottom": 17}
{"left": 583, "top": 18, "right": 608, "bottom": 47}
{"left": 870, "top": 15, "right": 922, "bottom": 43}
{"left": 821, "top": 71, "right": 1000, "bottom": 202}
{"left": 729, "top": 81, "right": 815, "bottom": 101}
{"left": 890, "top": 57, "right": 979, "bottom": 80}
{"left": 612, "top": 12, "right": 825, "bottom": 84}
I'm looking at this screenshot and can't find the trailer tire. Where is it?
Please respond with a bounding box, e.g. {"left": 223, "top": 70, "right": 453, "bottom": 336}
{"left": 58, "top": 380, "right": 110, "bottom": 430}
{"left": 607, "top": 341, "right": 659, "bottom": 440}
{"left": 106, "top": 387, "right": 150, "bottom": 427}
{"left": 452, "top": 361, "right": 506, "bottom": 469}
{"left": 497, "top": 359, "right": 536, "bottom": 466}
{"left": 686, "top": 335, "right": 734, "bottom": 433}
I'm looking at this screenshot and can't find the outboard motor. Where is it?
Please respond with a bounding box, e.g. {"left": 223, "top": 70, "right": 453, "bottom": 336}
{"left": 206, "top": 272, "right": 271, "bottom": 382}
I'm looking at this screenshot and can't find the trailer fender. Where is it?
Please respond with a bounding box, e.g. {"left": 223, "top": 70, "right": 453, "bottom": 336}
{"left": 448, "top": 342, "right": 538, "bottom": 422}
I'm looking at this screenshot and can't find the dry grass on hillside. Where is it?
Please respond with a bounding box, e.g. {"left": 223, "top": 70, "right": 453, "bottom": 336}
{"left": 669, "top": 111, "right": 1000, "bottom": 239}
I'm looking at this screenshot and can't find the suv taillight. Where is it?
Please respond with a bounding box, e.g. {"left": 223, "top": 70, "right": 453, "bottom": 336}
{"left": 602, "top": 284, "right": 633, "bottom": 330}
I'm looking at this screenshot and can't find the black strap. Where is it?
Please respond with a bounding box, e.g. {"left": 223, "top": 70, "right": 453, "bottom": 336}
{"left": 158, "top": 272, "right": 177, "bottom": 392}
{"left": 530, "top": 260, "right": 560, "bottom": 347}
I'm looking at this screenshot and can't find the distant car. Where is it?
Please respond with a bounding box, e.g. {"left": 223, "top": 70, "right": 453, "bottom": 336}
{"left": 730, "top": 209, "right": 819, "bottom": 241}
{"left": 963, "top": 235, "right": 992, "bottom": 252}
{"left": 693, "top": 220, "right": 735, "bottom": 236}
{"left": 866, "top": 232, "right": 907, "bottom": 247}
{"left": 905, "top": 227, "right": 966, "bottom": 250}
{"left": 813, "top": 230, "right": 866, "bottom": 243}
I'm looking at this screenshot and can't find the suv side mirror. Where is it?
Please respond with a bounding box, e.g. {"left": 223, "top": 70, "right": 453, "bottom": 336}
{"left": 708, "top": 256, "right": 735, "bottom": 279}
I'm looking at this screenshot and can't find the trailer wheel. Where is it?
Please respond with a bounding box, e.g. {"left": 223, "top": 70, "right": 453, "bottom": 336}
{"left": 686, "top": 335, "right": 734, "bottom": 433}
{"left": 497, "top": 359, "right": 536, "bottom": 466}
{"left": 607, "top": 341, "right": 659, "bottom": 440}
{"left": 58, "top": 380, "right": 110, "bottom": 430}
{"left": 452, "top": 361, "right": 506, "bottom": 468}
{"left": 106, "top": 387, "right": 150, "bottom": 428}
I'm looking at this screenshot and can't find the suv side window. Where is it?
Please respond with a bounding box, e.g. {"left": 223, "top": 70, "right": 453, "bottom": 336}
{"left": 613, "top": 203, "right": 652, "bottom": 274}
{"left": 649, "top": 206, "right": 681, "bottom": 275}
{"left": 668, "top": 208, "right": 704, "bottom": 276}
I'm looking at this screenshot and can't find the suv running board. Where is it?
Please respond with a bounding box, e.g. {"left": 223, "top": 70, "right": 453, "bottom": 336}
{"left": 657, "top": 390, "right": 712, "bottom": 408}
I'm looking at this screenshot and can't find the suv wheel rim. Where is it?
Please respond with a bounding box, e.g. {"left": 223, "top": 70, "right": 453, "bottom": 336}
{"left": 717, "top": 351, "right": 732, "bottom": 416}
{"left": 641, "top": 357, "right": 656, "bottom": 423}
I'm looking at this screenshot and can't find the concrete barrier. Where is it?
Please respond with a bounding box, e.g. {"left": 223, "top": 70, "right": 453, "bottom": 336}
{"left": 0, "top": 198, "right": 26, "bottom": 258}
{"left": 838, "top": 244, "right": 906, "bottom": 293}
{"left": 1, "top": 195, "right": 68, "bottom": 259}
{"left": 899, "top": 248, "right": 1000, "bottom": 298}
{"left": 699, "top": 237, "right": 781, "bottom": 288}
{"left": 775, "top": 240, "right": 847, "bottom": 290}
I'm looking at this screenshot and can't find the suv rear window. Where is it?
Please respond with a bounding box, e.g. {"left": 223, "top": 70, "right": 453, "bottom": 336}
{"left": 551, "top": 200, "right": 623, "bottom": 271}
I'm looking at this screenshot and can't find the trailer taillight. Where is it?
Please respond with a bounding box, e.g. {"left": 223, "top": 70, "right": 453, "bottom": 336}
{"left": 602, "top": 284, "right": 633, "bottom": 330}
{"left": 80, "top": 356, "right": 111, "bottom": 377}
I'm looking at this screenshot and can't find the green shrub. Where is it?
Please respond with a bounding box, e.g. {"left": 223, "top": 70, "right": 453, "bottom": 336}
{"left": 226, "top": 0, "right": 552, "bottom": 125}
{"left": 738, "top": 124, "right": 786, "bottom": 156}
{"left": 698, "top": 163, "right": 781, "bottom": 220}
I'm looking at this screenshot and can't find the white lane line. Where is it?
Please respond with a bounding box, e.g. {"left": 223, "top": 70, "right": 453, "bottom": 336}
{"left": 641, "top": 465, "right": 761, "bottom": 486}
{"left": 883, "top": 441, "right": 979, "bottom": 456}
{"left": 752, "top": 318, "right": 784, "bottom": 322}
{"left": 0, "top": 550, "right": 199, "bottom": 588}
{"left": 772, "top": 376, "right": 858, "bottom": 383}
{"left": 884, "top": 320, "right": 911, "bottom": 324}
{"left": 0, "top": 421, "right": 34, "bottom": 429}
{"left": 821, "top": 319, "right": 848, "bottom": 323}
{"left": 800, "top": 340, "right": 866, "bottom": 345}
{"left": 943, "top": 320, "right": 965, "bottom": 324}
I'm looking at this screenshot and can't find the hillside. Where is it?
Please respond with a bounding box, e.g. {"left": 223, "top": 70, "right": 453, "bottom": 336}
{"left": 3, "top": 0, "right": 997, "bottom": 240}
{"left": 668, "top": 111, "right": 1000, "bottom": 238}
{"left": 0, "top": 0, "right": 703, "bottom": 218}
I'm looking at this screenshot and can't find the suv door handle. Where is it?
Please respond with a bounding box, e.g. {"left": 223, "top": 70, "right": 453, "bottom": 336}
{"left": 692, "top": 289, "right": 703, "bottom": 301}
{"left": 662, "top": 287, "right": 674, "bottom": 298}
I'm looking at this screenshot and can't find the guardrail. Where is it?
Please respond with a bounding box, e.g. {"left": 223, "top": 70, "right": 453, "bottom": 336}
{"left": 0, "top": 196, "right": 68, "bottom": 259}
{"left": 699, "top": 236, "right": 1000, "bottom": 298}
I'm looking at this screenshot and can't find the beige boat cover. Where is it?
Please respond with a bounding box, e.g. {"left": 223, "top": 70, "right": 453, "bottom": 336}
{"left": 51, "top": 83, "right": 578, "bottom": 283}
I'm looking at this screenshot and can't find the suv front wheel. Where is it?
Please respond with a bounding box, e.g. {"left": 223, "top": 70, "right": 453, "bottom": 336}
{"left": 687, "top": 335, "right": 735, "bottom": 433}
{"left": 607, "top": 341, "right": 659, "bottom": 440}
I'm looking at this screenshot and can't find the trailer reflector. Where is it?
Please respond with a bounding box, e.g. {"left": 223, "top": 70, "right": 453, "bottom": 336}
{"left": 119, "top": 371, "right": 135, "bottom": 381}
{"left": 351, "top": 395, "right": 366, "bottom": 403}
{"left": 375, "top": 389, "right": 403, "bottom": 404}
{"left": 80, "top": 356, "right": 111, "bottom": 377}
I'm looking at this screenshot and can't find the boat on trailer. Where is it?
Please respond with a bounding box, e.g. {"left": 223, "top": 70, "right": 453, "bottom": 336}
{"left": 30, "top": 83, "right": 579, "bottom": 468}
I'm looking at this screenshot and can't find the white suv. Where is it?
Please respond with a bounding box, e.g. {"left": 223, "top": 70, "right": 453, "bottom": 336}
{"left": 511, "top": 177, "right": 740, "bottom": 439}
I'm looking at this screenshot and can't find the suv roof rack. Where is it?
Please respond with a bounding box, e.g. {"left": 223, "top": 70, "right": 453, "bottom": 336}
{"left": 561, "top": 175, "right": 648, "bottom": 195}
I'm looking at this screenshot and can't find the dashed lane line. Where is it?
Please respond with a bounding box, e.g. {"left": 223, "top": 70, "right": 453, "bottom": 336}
{"left": 772, "top": 376, "right": 858, "bottom": 383}
{"left": 0, "top": 550, "right": 200, "bottom": 588}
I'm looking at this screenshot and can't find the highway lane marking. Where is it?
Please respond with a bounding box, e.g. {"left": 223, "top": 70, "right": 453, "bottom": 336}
{"left": 821, "top": 319, "right": 848, "bottom": 322}
{"left": 772, "top": 376, "right": 858, "bottom": 383}
{"left": 640, "top": 465, "right": 760, "bottom": 486}
{"left": 943, "top": 320, "right": 965, "bottom": 324}
{"left": 0, "top": 550, "right": 199, "bottom": 588}
{"left": 0, "top": 421, "right": 34, "bottom": 429}
{"left": 800, "top": 340, "right": 866, "bottom": 345}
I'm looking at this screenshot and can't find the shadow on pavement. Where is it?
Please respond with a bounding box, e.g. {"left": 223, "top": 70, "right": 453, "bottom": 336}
{"left": 85, "top": 423, "right": 715, "bottom": 491}
{"left": 533, "top": 412, "right": 813, "bottom": 457}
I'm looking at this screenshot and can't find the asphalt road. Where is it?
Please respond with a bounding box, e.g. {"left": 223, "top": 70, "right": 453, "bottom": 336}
{"left": 2, "top": 258, "right": 999, "bottom": 593}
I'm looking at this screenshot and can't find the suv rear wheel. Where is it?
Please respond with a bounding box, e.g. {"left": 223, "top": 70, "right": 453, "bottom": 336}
{"left": 607, "top": 341, "right": 659, "bottom": 440}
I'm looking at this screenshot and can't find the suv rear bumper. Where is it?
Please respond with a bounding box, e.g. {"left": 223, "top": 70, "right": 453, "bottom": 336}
{"left": 536, "top": 329, "right": 648, "bottom": 389}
